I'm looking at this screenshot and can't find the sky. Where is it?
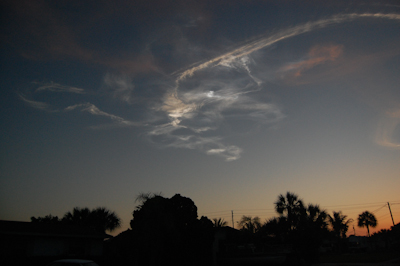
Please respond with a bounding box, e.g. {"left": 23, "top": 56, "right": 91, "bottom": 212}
{"left": 1, "top": 0, "right": 400, "bottom": 236}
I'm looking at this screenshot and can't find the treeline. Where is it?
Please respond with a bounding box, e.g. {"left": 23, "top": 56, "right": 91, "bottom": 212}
{"left": 228, "top": 192, "right": 377, "bottom": 262}
{"left": 32, "top": 192, "right": 398, "bottom": 265}
{"left": 31, "top": 206, "right": 121, "bottom": 234}
{"left": 235, "top": 191, "right": 375, "bottom": 237}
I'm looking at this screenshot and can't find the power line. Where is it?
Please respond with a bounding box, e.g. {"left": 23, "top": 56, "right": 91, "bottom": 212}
{"left": 377, "top": 213, "right": 390, "bottom": 220}
{"left": 370, "top": 204, "right": 387, "bottom": 214}
{"left": 323, "top": 201, "right": 394, "bottom": 208}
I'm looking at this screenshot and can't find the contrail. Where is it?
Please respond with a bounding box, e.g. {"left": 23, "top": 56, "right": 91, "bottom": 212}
{"left": 175, "top": 13, "right": 400, "bottom": 83}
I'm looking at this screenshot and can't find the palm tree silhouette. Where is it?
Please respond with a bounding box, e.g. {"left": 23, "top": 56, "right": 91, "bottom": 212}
{"left": 238, "top": 215, "right": 261, "bottom": 233}
{"left": 90, "top": 207, "right": 122, "bottom": 233}
{"left": 275, "top": 192, "right": 304, "bottom": 231}
{"left": 212, "top": 218, "right": 228, "bottom": 227}
{"left": 63, "top": 207, "right": 121, "bottom": 233}
{"left": 303, "top": 204, "right": 328, "bottom": 229}
{"left": 63, "top": 207, "right": 91, "bottom": 227}
{"left": 328, "top": 211, "right": 353, "bottom": 238}
{"left": 357, "top": 211, "right": 377, "bottom": 237}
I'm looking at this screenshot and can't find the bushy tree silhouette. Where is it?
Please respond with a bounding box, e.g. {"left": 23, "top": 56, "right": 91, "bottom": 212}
{"left": 128, "top": 193, "right": 214, "bottom": 266}
{"left": 30, "top": 214, "right": 60, "bottom": 224}
{"left": 263, "top": 216, "right": 287, "bottom": 239}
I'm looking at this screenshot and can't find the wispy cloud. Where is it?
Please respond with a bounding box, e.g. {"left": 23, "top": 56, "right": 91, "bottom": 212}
{"left": 64, "top": 103, "right": 139, "bottom": 127}
{"left": 375, "top": 109, "right": 400, "bottom": 149}
{"left": 20, "top": 81, "right": 140, "bottom": 128}
{"left": 148, "top": 130, "right": 243, "bottom": 161}
{"left": 153, "top": 52, "right": 285, "bottom": 160}
{"left": 206, "top": 146, "right": 242, "bottom": 162}
{"left": 19, "top": 93, "right": 50, "bottom": 110}
{"left": 35, "top": 81, "right": 86, "bottom": 94}
{"left": 103, "top": 74, "right": 135, "bottom": 104}
{"left": 279, "top": 44, "right": 343, "bottom": 77}
{"left": 18, "top": 82, "right": 86, "bottom": 111}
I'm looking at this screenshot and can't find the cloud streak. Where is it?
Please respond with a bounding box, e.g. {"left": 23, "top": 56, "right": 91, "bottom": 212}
{"left": 20, "top": 82, "right": 140, "bottom": 128}
{"left": 174, "top": 13, "right": 400, "bottom": 82}
{"left": 19, "top": 93, "right": 50, "bottom": 111}
{"left": 279, "top": 44, "right": 344, "bottom": 77}
{"left": 375, "top": 109, "right": 400, "bottom": 149}
{"left": 34, "top": 81, "right": 86, "bottom": 94}
{"left": 64, "top": 103, "right": 139, "bottom": 127}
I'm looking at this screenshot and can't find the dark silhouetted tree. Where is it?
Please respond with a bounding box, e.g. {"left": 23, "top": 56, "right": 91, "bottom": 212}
{"left": 62, "top": 207, "right": 91, "bottom": 226}
{"left": 275, "top": 192, "right": 304, "bottom": 231}
{"left": 263, "top": 216, "right": 286, "bottom": 237}
{"left": 297, "top": 204, "right": 329, "bottom": 262}
{"left": 62, "top": 207, "right": 121, "bottom": 233}
{"left": 239, "top": 215, "right": 261, "bottom": 233}
{"left": 328, "top": 211, "right": 352, "bottom": 239}
{"left": 90, "top": 207, "right": 122, "bottom": 233}
{"left": 357, "top": 211, "right": 378, "bottom": 237}
{"left": 135, "top": 192, "right": 163, "bottom": 203}
{"left": 30, "top": 207, "right": 121, "bottom": 234}
{"left": 213, "top": 218, "right": 228, "bottom": 227}
{"left": 299, "top": 204, "right": 328, "bottom": 236}
{"left": 270, "top": 193, "right": 330, "bottom": 263}
{"left": 128, "top": 193, "right": 214, "bottom": 266}
{"left": 30, "top": 214, "right": 60, "bottom": 224}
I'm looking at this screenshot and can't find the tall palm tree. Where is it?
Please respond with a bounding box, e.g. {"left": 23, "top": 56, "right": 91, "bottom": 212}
{"left": 239, "top": 215, "right": 261, "bottom": 233}
{"left": 357, "top": 211, "right": 377, "bottom": 237}
{"left": 275, "top": 192, "right": 304, "bottom": 230}
{"left": 328, "top": 211, "right": 353, "bottom": 238}
{"left": 213, "top": 218, "right": 228, "bottom": 227}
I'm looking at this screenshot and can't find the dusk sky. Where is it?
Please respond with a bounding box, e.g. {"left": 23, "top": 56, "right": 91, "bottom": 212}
{"left": 1, "top": 0, "right": 399, "bottom": 236}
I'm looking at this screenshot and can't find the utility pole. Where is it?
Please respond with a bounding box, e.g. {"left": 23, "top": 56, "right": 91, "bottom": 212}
{"left": 353, "top": 225, "right": 356, "bottom": 236}
{"left": 231, "top": 210, "right": 234, "bottom": 229}
{"left": 388, "top": 202, "right": 395, "bottom": 226}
